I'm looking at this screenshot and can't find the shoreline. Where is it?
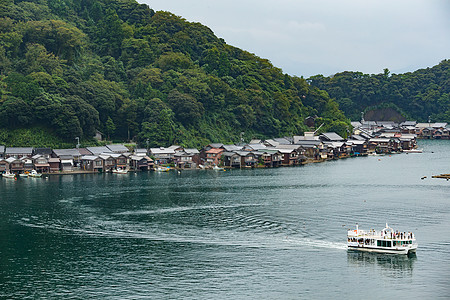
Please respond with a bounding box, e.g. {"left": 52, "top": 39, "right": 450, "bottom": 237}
{"left": 33, "top": 154, "right": 370, "bottom": 176}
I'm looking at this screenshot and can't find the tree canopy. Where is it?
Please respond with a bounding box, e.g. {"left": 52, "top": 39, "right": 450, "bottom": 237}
{"left": 308, "top": 60, "right": 450, "bottom": 122}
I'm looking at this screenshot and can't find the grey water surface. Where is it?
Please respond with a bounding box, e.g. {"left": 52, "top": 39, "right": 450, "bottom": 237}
{"left": 1, "top": 140, "right": 449, "bottom": 299}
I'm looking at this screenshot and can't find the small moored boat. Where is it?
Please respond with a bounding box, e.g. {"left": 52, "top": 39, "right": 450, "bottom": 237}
{"left": 212, "top": 165, "right": 225, "bottom": 171}
{"left": 112, "top": 168, "right": 128, "bottom": 174}
{"left": 403, "top": 149, "right": 423, "bottom": 153}
{"left": 347, "top": 223, "right": 417, "bottom": 255}
{"left": 28, "top": 170, "right": 42, "bottom": 178}
{"left": 19, "top": 173, "right": 29, "bottom": 178}
{"left": 2, "top": 171, "right": 16, "bottom": 179}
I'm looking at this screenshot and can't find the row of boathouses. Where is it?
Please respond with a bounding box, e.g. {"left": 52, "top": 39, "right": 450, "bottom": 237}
{"left": 0, "top": 127, "right": 419, "bottom": 174}
{"left": 352, "top": 121, "right": 449, "bottom": 139}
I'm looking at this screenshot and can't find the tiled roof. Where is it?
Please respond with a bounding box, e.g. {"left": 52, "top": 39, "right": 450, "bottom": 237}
{"left": 351, "top": 121, "right": 362, "bottom": 128}
{"left": 80, "top": 155, "right": 99, "bottom": 161}
{"left": 205, "top": 148, "right": 224, "bottom": 154}
{"left": 264, "top": 139, "right": 279, "bottom": 147}
{"left": 33, "top": 148, "right": 52, "bottom": 155}
{"left": 86, "top": 146, "right": 111, "bottom": 155}
{"left": 222, "top": 145, "right": 243, "bottom": 151}
{"left": 273, "top": 137, "right": 292, "bottom": 145}
{"left": 433, "top": 123, "right": 448, "bottom": 128}
{"left": 400, "top": 121, "right": 417, "bottom": 126}
{"left": 245, "top": 144, "right": 267, "bottom": 150}
{"left": 207, "top": 143, "right": 224, "bottom": 149}
{"left": 167, "top": 145, "right": 183, "bottom": 150}
{"left": 320, "top": 132, "right": 344, "bottom": 141}
{"left": 53, "top": 149, "right": 81, "bottom": 157}
{"left": 106, "top": 144, "right": 129, "bottom": 152}
{"left": 249, "top": 139, "right": 262, "bottom": 144}
{"left": 184, "top": 148, "right": 199, "bottom": 154}
{"left": 77, "top": 148, "right": 92, "bottom": 155}
{"left": 149, "top": 148, "right": 176, "bottom": 154}
{"left": 5, "top": 147, "right": 33, "bottom": 154}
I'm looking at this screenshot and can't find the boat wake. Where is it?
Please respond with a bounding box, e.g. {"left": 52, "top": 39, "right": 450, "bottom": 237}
{"left": 114, "top": 203, "right": 266, "bottom": 216}
{"left": 18, "top": 217, "right": 347, "bottom": 252}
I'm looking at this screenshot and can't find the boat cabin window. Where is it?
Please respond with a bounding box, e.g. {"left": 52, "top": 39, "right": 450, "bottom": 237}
{"left": 377, "top": 240, "right": 392, "bottom": 247}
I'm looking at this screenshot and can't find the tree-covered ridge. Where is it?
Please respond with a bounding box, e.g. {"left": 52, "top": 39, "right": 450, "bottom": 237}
{"left": 1, "top": 0, "right": 349, "bottom": 148}
{"left": 308, "top": 60, "right": 450, "bottom": 122}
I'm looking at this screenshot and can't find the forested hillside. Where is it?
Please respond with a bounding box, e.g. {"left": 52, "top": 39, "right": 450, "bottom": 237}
{"left": 0, "top": 0, "right": 349, "bottom": 148}
{"left": 308, "top": 60, "right": 450, "bottom": 122}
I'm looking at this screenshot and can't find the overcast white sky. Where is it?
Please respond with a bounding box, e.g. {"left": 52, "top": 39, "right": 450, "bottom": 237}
{"left": 139, "top": 0, "right": 450, "bottom": 78}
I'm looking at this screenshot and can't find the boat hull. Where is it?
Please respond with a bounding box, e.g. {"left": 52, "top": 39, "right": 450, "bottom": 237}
{"left": 348, "top": 245, "right": 417, "bottom": 255}
{"left": 403, "top": 149, "right": 422, "bottom": 153}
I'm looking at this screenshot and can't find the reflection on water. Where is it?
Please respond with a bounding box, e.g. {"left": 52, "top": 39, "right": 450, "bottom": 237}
{"left": 347, "top": 251, "right": 416, "bottom": 277}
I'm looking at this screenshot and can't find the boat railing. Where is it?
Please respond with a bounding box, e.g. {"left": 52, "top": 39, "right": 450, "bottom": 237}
{"left": 349, "top": 231, "right": 415, "bottom": 241}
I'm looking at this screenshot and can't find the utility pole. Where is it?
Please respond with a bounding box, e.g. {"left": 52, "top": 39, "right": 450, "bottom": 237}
{"left": 75, "top": 137, "right": 80, "bottom": 168}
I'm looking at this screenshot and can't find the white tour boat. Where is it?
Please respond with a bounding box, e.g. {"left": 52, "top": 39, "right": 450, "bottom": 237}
{"left": 347, "top": 223, "right": 417, "bottom": 255}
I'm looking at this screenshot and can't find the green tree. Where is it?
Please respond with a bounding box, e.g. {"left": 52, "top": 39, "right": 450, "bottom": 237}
{"left": 167, "top": 89, "right": 204, "bottom": 125}
{"left": 4, "top": 72, "right": 41, "bottom": 102}
{"left": 65, "top": 95, "right": 100, "bottom": 138}
{"left": 105, "top": 116, "right": 116, "bottom": 139}
{"left": 155, "top": 52, "right": 193, "bottom": 72}
{"left": 139, "top": 98, "right": 176, "bottom": 146}
{"left": 22, "top": 20, "right": 86, "bottom": 63}
{"left": 96, "top": 8, "right": 130, "bottom": 58}
{"left": 25, "top": 43, "right": 64, "bottom": 75}
{"left": 0, "top": 96, "right": 33, "bottom": 127}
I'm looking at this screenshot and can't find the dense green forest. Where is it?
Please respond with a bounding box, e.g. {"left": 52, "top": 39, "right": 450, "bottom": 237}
{"left": 0, "top": 0, "right": 349, "bottom": 148}
{"left": 308, "top": 60, "right": 450, "bottom": 122}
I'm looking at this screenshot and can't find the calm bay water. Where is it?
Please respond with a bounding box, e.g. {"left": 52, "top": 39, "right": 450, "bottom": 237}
{"left": 1, "top": 140, "right": 449, "bottom": 299}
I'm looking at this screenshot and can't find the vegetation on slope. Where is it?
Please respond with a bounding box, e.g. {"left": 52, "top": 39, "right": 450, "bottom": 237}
{"left": 308, "top": 60, "right": 450, "bottom": 122}
{"left": 0, "top": 0, "right": 349, "bottom": 148}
